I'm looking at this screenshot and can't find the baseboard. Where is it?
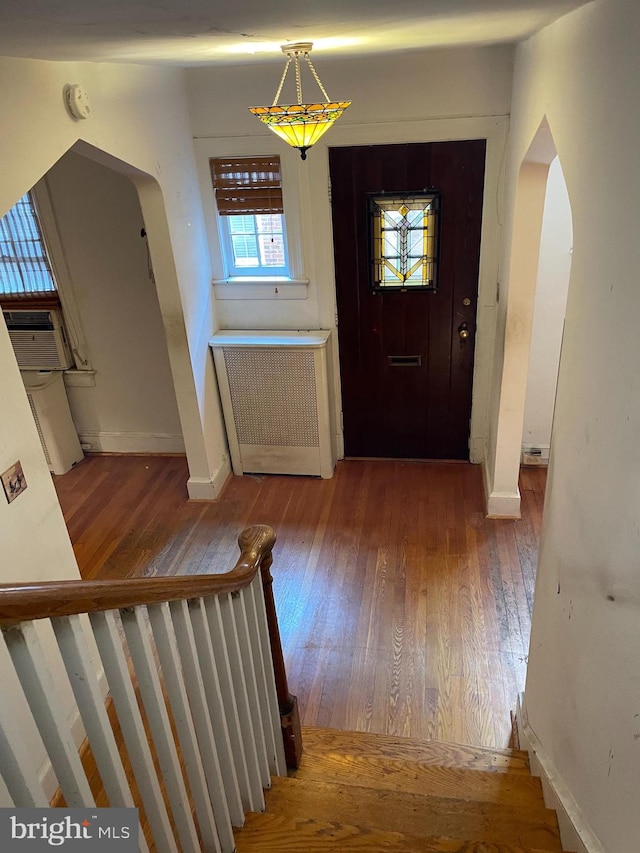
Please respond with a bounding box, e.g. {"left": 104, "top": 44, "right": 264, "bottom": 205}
{"left": 78, "top": 430, "right": 185, "bottom": 454}
{"left": 187, "top": 458, "right": 232, "bottom": 501}
{"left": 486, "top": 490, "right": 521, "bottom": 518}
{"left": 516, "top": 694, "right": 605, "bottom": 853}
{"left": 482, "top": 449, "right": 521, "bottom": 518}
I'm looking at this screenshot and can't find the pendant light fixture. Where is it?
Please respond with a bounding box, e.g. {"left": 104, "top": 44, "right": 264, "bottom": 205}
{"left": 249, "top": 42, "right": 351, "bottom": 160}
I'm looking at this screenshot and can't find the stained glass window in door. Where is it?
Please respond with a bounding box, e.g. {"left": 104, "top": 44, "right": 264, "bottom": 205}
{"left": 369, "top": 193, "right": 440, "bottom": 291}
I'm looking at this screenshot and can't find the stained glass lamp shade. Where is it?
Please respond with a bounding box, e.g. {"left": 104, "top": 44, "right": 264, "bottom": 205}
{"left": 250, "top": 43, "right": 351, "bottom": 160}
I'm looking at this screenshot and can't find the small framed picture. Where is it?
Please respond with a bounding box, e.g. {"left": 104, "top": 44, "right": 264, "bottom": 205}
{"left": 1, "top": 461, "right": 27, "bottom": 503}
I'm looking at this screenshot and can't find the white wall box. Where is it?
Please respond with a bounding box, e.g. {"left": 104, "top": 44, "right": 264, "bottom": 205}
{"left": 210, "top": 330, "right": 334, "bottom": 479}
{"left": 21, "top": 370, "right": 84, "bottom": 474}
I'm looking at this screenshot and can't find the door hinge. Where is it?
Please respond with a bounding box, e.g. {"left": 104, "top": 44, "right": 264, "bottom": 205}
{"left": 328, "top": 177, "right": 332, "bottom": 203}
{"left": 334, "top": 306, "right": 339, "bottom": 326}
{"left": 340, "top": 411, "right": 344, "bottom": 431}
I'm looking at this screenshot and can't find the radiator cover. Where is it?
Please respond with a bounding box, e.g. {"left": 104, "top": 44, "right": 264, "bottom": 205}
{"left": 210, "top": 331, "right": 334, "bottom": 478}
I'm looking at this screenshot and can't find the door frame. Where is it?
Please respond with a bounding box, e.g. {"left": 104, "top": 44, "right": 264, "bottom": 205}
{"left": 304, "top": 115, "right": 509, "bottom": 465}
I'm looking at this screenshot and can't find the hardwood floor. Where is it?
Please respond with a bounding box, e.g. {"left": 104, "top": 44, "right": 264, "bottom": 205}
{"left": 54, "top": 456, "right": 546, "bottom": 750}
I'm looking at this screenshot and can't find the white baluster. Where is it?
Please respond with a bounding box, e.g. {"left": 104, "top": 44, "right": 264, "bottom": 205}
{"left": 146, "top": 602, "right": 222, "bottom": 853}
{"left": 249, "top": 575, "right": 287, "bottom": 776}
{"left": 119, "top": 606, "right": 201, "bottom": 853}
{"left": 90, "top": 610, "right": 178, "bottom": 853}
{"left": 243, "top": 580, "right": 277, "bottom": 772}
{"left": 3, "top": 621, "right": 94, "bottom": 807}
{"left": 205, "top": 596, "right": 263, "bottom": 813}
{"left": 0, "top": 633, "right": 48, "bottom": 807}
{"left": 187, "top": 597, "right": 244, "bottom": 826}
{"left": 215, "top": 594, "right": 265, "bottom": 811}
{"left": 168, "top": 600, "right": 239, "bottom": 850}
{"left": 231, "top": 590, "right": 270, "bottom": 788}
{"left": 52, "top": 615, "right": 149, "bottom": 853}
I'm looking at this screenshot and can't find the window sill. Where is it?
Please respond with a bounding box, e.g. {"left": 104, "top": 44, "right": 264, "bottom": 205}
{"left": 63, "top": 369, "right": 96, "bottom": 388}
{"left": 213, "top": 277, "right": 309, "bottom": 301}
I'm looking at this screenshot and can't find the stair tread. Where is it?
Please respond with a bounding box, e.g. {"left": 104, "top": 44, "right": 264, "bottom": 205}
{"left": 292, "top": 748, "right": 547, "bottom": 812}
{"left": 265, "top": 776, "right": 562, "bottom": 851}
{"left": 301, "top": 726, "right": 530, "bottom": 774}
{"left": 235, "top": 813, "right": 564, "bottom": 853}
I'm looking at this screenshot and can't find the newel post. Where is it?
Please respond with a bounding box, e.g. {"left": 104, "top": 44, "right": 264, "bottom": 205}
{"left": 259, "top": 550, "right": 303, "bottom": 769}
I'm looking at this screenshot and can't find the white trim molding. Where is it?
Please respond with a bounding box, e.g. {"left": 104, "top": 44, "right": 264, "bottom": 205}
{"left": 213, "top": 278, "right": 309, "bottom": 300}
{"left": 482, "top": 449, "right": 521, "bottom": 518}
{"left": 187, "top": 458, "right": 231, "bottom": 501}
{"left": 516, "top": 695, "right": 605, "bottom": 853}
{"left": 78, "top": 431, "right": 185, "bottom": 454}
{"left": 468, "top": 436, "right": 486, "bottom": 465}
{"left": 486, "top": 489, "right": 521, "bottom": 518}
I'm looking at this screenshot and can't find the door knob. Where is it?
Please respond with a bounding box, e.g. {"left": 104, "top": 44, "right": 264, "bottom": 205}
{"left": 458, "top": 322, "right": 470, "bottom": 341}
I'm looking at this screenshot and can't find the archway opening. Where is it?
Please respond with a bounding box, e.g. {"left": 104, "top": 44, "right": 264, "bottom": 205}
{"left": 486, "top": 117, "right": 573, "bottom": 519}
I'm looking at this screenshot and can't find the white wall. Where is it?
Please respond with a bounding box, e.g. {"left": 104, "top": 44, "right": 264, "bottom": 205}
{"left": 499, "top": 2, "right": 640, "bottom": 850}
{"left": 186, "top": 45, "right": 514, "bottom": 461}
{"left": 43, "top": 151, "right": 184, "bottom": 453}
{"left": 522, "top": 157, "right": 572, "bottom": 457}
{"left": 0, "top": 56, "right": 230, "bottom": 500}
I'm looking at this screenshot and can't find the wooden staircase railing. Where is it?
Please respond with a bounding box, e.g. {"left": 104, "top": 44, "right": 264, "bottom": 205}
{"left": 0, "top": 524, "right": 301, "bottom": 853}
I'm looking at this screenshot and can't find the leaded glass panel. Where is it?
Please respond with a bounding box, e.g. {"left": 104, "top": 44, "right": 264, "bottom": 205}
{"left": 368, "top": 192, "right": 440, "bottom": 291}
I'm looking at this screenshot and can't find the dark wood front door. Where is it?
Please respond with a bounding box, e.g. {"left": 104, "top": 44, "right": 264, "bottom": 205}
{"left": 330, "top": 140, "right": 486, "bottom": 459}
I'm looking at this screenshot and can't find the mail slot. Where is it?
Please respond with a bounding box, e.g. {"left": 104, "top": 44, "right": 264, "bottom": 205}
{"left": 388, "top": 355, "right": 422, "bottom": 366}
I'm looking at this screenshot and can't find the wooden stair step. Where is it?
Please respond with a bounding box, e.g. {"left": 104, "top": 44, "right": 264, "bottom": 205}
{"left": 301, "top": 726, "right": 531, "bottom": 774}
{"left": 292, "top": 750, "right": 547, "bottom": 813}
{"left": 234, "top": 813, "right": 560, "bottom": 853}
{"left": 264, "top": 776, "right": 562, "bottom": 851}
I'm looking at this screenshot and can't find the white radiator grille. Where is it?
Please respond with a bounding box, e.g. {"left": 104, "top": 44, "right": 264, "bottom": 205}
{"left": 223, "top": 348, "right": 319, "bottom": 448}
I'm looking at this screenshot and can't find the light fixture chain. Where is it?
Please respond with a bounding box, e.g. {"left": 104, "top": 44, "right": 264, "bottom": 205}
{"left": 305, "top": 53, "right": 331, "bottom": 101}
{"left": 295, "top": 54, "right": 303, "bottom": 105}
{"left": 272, "top": 54, "right": 292, "bottom": 106}
{"left": 251, "top": 42, "right": 350, "bottom": 160}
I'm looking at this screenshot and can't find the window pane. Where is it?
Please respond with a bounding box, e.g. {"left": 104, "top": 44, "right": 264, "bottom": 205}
{"left": 255, "top": 214, "right": 283, "bottom": 233}
{"left": 224, "top": 212, "right": 288, "bottom": 274}
{"left": 258, "top": 233, "right": 286, "bottom": 267}
{"left": 0, "top": 194, "right": 57, "bottom": 295}
{"left": 228, "top": 215, "right": 256, "bottom": 235}
{"left": 231, "top": 233, "right": 259, "bottom": 266}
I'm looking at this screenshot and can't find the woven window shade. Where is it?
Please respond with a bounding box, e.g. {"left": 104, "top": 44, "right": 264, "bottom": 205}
{"left": 210, "top": 156, "right": 283, "bottom": 216}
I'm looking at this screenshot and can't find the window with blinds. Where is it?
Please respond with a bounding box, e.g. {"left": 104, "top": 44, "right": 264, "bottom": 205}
{"left": 209, "top": 156, "right": 290, "bottom": 278}
{"left": 0, "top": 193, "right": 59, "bottom": 303}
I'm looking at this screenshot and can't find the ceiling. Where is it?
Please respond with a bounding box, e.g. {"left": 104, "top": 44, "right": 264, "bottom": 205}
{"left": 0, "top": 0, "right": 587, "bottom": 67}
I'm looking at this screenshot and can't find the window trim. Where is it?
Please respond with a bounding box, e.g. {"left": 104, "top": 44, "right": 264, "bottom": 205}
{"left": 200, "top": 144, "right": 308, "bottom": 300}
{"left": 30, "top": 178, "right": 92, "bottom": 370}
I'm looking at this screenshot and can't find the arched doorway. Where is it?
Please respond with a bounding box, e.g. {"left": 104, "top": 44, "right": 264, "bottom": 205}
{"left": 485, "top": 118, "right": 573, "bottom": 518}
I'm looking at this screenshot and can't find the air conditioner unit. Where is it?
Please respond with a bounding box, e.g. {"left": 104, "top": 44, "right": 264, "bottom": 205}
{"left": 21, "top": 370, "right": 84, "bottom": 475}
{"left": 210, "top": 330, "right": 335, "bottom": 479}
{"left": 3, "top": 308, "right": 73, "bottom": 370}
